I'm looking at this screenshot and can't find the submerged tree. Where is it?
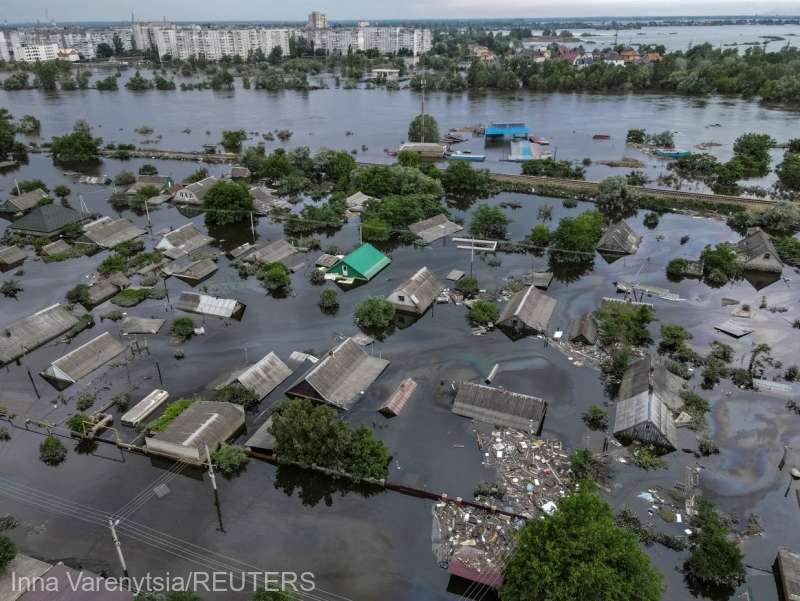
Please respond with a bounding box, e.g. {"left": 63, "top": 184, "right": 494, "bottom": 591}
{"left": 407, "top": 113, "right": 440, "bottom": 143}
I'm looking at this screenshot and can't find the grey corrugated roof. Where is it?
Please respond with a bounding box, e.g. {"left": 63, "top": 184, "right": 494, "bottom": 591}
{"left": 82, "top": 216, "right": 145, "bottom": 248}
{"left": 9, "top": 205, "right": 82, "bottom": 235}
{"left": 388, "top": 266, "right": 443, "bottom": 313}
{"left": 1, "top": 188, "right": 48, "bottom": 212}
{"left": 224, "top": 352, "right": 292, "bottom": 400}
{"left": 287, "top": 337, "right": 389, "bottom": 410}
{"left": 618, "top": 355, "right": 687, "bottom": 412}
{"left": 567, "top": 313, "right": 598, "bottom": 344}
{"left": 408, "top": 213, "right": 463, "bottom": 244}
{"left": 245, "top": 416, "right": 276, "bottom": 452}
{"left": 120, "top": 316, "right": 165, "bottom": 335}
{"left": 596, "top": 221, "right": 641, "bottom": 255}
{"left": 178, "top": 176, "right": 219, "bottom": 202}
{"left": 41, "top": 331, "right": 125, "bottom": 386}
{"left": 735, "top": 228, "right": 779, "bottom": 261}
{"left": 613, "top": 391, "right": 678, "bottom": 449}
{"left": 0, "top": 304, "right": 79, "bottom": 364}
{"left": 0, "top": 245, "right": 27, "bottom": 267}
{"left": 174, "top": 258, "right": 218, "bottom": 285}
{"left": 176, "top": 292, "right": 245, "bottom": 319}
{"left": 85, "top": 279, "right": 119, "bottom": 307}
{"left": 156, "top": 223, "right": 214, "bottom": 257}
{"left": 40, "top": 240, "right": 71, "bottom": 256}
{"left": 498, "top": 286, "right": 557, "bottom": 333}
{"left": 452, "top": 382, "right": 547, "bottom": 433}
{"left": 244, "top": 239, "right": 296, "bottom": 264}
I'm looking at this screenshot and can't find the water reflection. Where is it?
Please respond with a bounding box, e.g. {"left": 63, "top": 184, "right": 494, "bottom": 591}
{"left": 273, "top": 464, "right": 384, "bottom": 508}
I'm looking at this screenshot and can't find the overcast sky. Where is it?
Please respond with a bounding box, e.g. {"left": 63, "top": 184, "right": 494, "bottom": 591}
{"left": 2, "top": 0, "right": 797, "bottom": 23}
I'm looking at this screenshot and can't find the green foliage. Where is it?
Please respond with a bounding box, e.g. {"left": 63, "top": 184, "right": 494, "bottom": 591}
{"left": 549, "top": 210, "right": 604, "bottom": 263}
{"left": 455, "top": 276, "right": 479, "bottom": 298}
{"left": 16, "top": 115, "right": 41, "bottom": 135}
{"left": 642, "top": 212, "right": 659, "bottom": 229}
{"left": 95, "top": 75, "right": 119, "bottom": 91}
{"left": 746, "top": 201, "right": 800, "bottom": 236}
{"left": 468, "top": 300, "right": 499, "bottom": 325}
{"left": 318, "top": 288, "right": 339, "bottom": 313}
{"left": 111, "top": 287, "right": 155, "bottom": 307}
{"left": 75, "top": 391, "right": 96, "bottom": 411}
{"left": 203, "top": 180, "right": 253, "bottom": 226}
{"left": 50, "top": 121, "right": 102, "bottom": 163}
{"left": 0, "top": 535, "right": 16, "bottom": 571}
{"left": 213, "top": 384, "right": 259, "bottom": 408}
{"left": 257, "top": 262, "right": 291, "bottom": 293}
{"left": 138, "top": 164, "right": 158, "bottom": 176}
{"left": 666, "top": 257, "right": 689, "bottom": 279}
{"left": 626, "top": 129, "right": 646, "bottom": 144}
{"left": 114, "top": 170, "right": 136, "bottom": 186}
{"left": 521, "top": 157, "right": 585, "bottom": 179}
{"left": 1, "top": 279, "right": 22, "bottom": 298}
{"left": 700, "top": 243, "right": 742, "bottom": 288}
{"left": 626, "top": 170, "right": 649, "bottom": 186}
{"left": 601, "top": 346, "right": 631, "bottom": 391}
{"left": 777, "top": 153, "right": 800, "bottom": 191}
{"left": 569, "top": 448, "right": 595, "bottom": 481}
{"left": 396, "top": 149, "right": 421, "bottom": 168}
{"left": 53, "top": 185, "right": 71, "bottom": 200}
{"left": 682, "top": 390, "right": 712, "bottom": 428}
{"left": 658, "top": 324, "right": 693, "bottom": 356}
{"left": 527, "top": 223, "right": 551, "bottom": 248}
{"left": 170, "top": 317, "right": 195, "bottom": 338}
{"left": 212, "top": 444, "right": 249, "bottom": 476}
{"left": 183, "top": 168, "right": 209, "bottom": 184}
{"left": 221, "top": 129, "right": 247, "bottom": 152}
{"left": 500, "top": 485, "right": 663, "bottom": 601}
{"left": 698, "top": 438, "right": 719, "bottom": 456}
{"left": 67, "top": 413, "right": 94, "bottom": 437}
{"left": 252, "top": 589, "right": 297, "bottom": 601}
{"left": 684, "top": 499, "right": 745, "bottom": 592}
{"left": 354, "top": 297, "right": 395, "bottom": 331}
{"left": 39, "top": 435, "right": 67, "bottom": 465}
{"left": 148, "top": 398, "right": 195, "bottom": 433}
{"left": 360, "top": 193, "right": 446, "bottom": 235}
{"left": 631, "top": 446, "right": 667, "bottom": 470}
{"left": 582, "top": 405, "right": 608, "bottom": 431}
{"left": 269, "top": 398, "right": 389, "bottom": 479}
{"left": 732, "top": 132, "right": 775, "bottom": 176}
{"left": 351, "top": 164, "right": 442, "bottom": 198}
{"left": 126, "top": 71, "right": 152, "bottom": 90}
{"left": 594, "top": 301, "right": 654, "bottom": 348}
{"left": 11, "top": 179, "right": 49, "bottom": 195}
{"left": 407, "top": 114, "right": 440, "bottom": 143}
{"left": 469, "top": 204, "right": 511, "bottom": 239}
{"left": 596, "top": 176, "right": 639, "bottom": 221}
{"left": 439, "top": 161, "right": 495, "bottom": 198}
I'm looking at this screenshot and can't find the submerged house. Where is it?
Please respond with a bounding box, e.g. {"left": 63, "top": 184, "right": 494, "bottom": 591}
{"left": 7, "top": 205, "right": 84, "bottom": 237}
{"left": 345, "top": 191, "right": 374, "bottom": 213}
{"left": 484, "top": 122, "right": 529, "bottom": 139}
{"left": 567, "top": 312, "right": 598, "bottom": 345}
{"left": 775, "top": 548, "right": 800, "bottom": 601}
{"left": 0, "top": 245, "right": 27, "bottom": 271}
{"left": 286, "top": 337, "right": 389, "bottom": 410}
{"left": 326, "top": 243, "right": 391, "bottom": 284}
{"left": 82, "top": 216, "right": 145, "bottom": 249}
{"left": 243, "top": 238, "right": 297, "bottom": 265}
{"left": 452, "top": 382, "right": 548, "bottom": 434}
{"left": 0, "top": 304, "right": 78, "bottom": 365}
{"left": 497, "top": 286, "right": 557, "bottom": 336}
{"left": 386, "top": 267, "right": 443, "bottom": 315}
{"left": 215, "top": 351, "right": 292, "bottom": 402}
{"left": 127, "top": 175, "right": 174, "bottom": 195}
{"left": 173, "top": 176, "right": 219, "bottom": 205}
{"left": 176, "top": 292, "right": 246, "bottom": 320}
{"left": 735, "top": 228, "right": 784, "bottom": 274}
{"left": 0, "top": 188, "right": 48, "bottom": 214}
{"left": 156, "top": 223, "right": 214, "bottom": 259}
{"left": 596, "top": 221, "right": 641, "bottom": 257}
{"left": 41, "top": 332, "right": 126, "bottom": 389}
{"left": 408, "top": 213, "right": 463, "bottom": 244}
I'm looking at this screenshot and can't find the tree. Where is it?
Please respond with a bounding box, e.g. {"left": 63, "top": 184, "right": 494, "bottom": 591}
{"left": 732, "top": 132, "right": 775, "bottom": 176}
{"left": 352, "top": 164, "right": 442, "bottom": 199}
{"left": 440, "top": 161, "right": 494, "bottom": 198}
{"left": 138, "top": 164, "right": 158, "bottom": 175}
{"left": 33, "top": 61, "right": 60, "bottom": 91}
{"left": 11, "top": 179, "right": 49, "bottom": 195}
{"left": 469, "top": 204, "right": 510, "bottom": 239}
{"left": 582, "top": 405, "right": 608, "bottom": 431}
{"left": 700, "top": 243, "right": 741, "bottom": 288}
{"left": 53, "top": 185, "right": 71, "bottom": 202}
{"left": 684, "top": 499, "right": 745, "bottom": 592}
{"left": 114, "top": 171, "right": 136, "bottom": 186}
{"left": 777, "top": 153, "right": 800, "bottom": 191}
{"left": 407, "top": 114, "right": 440, "bottom": 143}
{"left": 455, "top": 276, "right": 479, "bottom": 298}
{"left": 16, "top": 114, "right": 41, "bottom": 135}
{"left": 268, "top": 46, "right": 284, "bottom": 65}
{"left": 95, "top": 76, "right": 119, "bottom": 91}
{"left": 183, "top": 168, "right": 209, "bottom": 184}
{"left": 626, "top": 129, "right": 646, "bottom": 144}
{"left": 396, "top": 149, "right": 421, "bottom": 168}
{"left": 521, "top": 158, "right": 585, "bottom": 179}
{"left": 594, "top": 302, "right": 655, "bottom": 348}
{"left": 354, "top": 297, "right": 395, "bottom": 331}
{"left": 318, "top": 289, "right": 339, "bottom": 313}
{"left": 171, "top": 317, "right": 195, "bottom": 339}
{"left": 469, "top": 300, "right": 499, "bottom": 325}
{"left": 596, "top": 176, "right": 639, "bottom": 221}
{"left": 1, "top": 280, "right": 22, "bottom": 298}
{"left": 203, "top": 180, "right": 253, "bottom": 226}
{"left": 500, "top": 485, "right": 663, "bottom": 601}
{"left": 0, "top": 535, "right": 16, "bottom": 571}
{"left": 212, "top": 444, "right": 249, "bottom": 476}
{"left": 550, "top": 211, "right": 604, "bottom": 262}
{"left": 39, "top": 435, "right": 67, "bottom": 465}
{"left": 50, "top": 122, "right": 102, "bottom": 163}
{"left": 96, "top": 43, "right": 114, "bottom": 58}
{"left": 125, "top": 71, "right": 152, "bottom": 91}
{"left": 65, "top": 284, "right": 91, "bottom": 305}
{"left": 221, "top": 129, "right": 247, "bottom": 152}
{"left": 257, "top": 262, "right": 291, "bottom": 293}
{"left": 253, "top": 589, "right": 297, "bottom": 601}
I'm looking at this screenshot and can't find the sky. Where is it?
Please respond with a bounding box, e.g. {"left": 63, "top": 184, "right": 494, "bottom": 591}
{"left": 2, "top": 0, "right": 798, "bottom": 23}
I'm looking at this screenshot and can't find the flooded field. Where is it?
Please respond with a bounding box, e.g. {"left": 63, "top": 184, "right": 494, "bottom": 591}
{"left": 0, "top": 107, "right": 799, "bottom": 600}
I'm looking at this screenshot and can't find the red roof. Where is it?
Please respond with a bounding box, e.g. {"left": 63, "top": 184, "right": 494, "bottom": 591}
{"left": 447, "top": 547, "right": 504, "bottom": 588}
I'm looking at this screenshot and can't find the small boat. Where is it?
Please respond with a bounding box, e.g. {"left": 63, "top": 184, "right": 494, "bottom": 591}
{"left": 655, "top": 148, "right": 690, "bottom": 158}
{"left": 447, "top": 150, "right": 486, "bottom": 162}
{"left": 530, "top": 136, "right": 550, "bottom": 145}
{"left": 593, "top": 134, "right": 611, "bottom": 140}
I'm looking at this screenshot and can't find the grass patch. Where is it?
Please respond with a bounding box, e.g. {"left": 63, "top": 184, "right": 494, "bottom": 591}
{"left": 147, "top": 398, "right": 195, "bottom": 433}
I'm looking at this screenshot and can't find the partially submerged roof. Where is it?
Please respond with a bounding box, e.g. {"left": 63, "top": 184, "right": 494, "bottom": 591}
{"left": 776, "top": 548, "right": 800, "bottom": 601}
{"left": 0, "top": 553, "right": 52, "bottom": 601}
{"left": 714, "top": 319, "right": 754, "bottom": 338}
{"left": 328, "top": 243, "right": 391, "bottom": 281}
{"left": 0, "top": 304, "right": 79, "bottom": 365}
{"left": 41, "top": 332, "right": 125, "bottom": 388}
{"left": 174, "top": 258, "right": 218, "bottom": 285}
{"left": 618, "top": 355, "right": 687, "bottom": 413}
{"left": 82, "top": 216, "right": 145, "bottom": 248}
{"left": 219, "top": 351, "right": 292, "bottom": 401}
{"left": 735, "top": 227, "right": 783, "bottom": 273}
{"left": 613, "top": 392, "right": 678, "bottom": 450}
{"left": 84, "top": 279, "right": 119, "bottom": 307}
{"left": 408, "top": 213, "right": 463, "bottom": 244}
{"left": 387, "top": 266, "right": 443, "bottom": 314}
{"left": 156, "top": 223, "right": 214, "bottom": 258}
{"left": 176, "top": 176, "right": 219, "bottom": 203}
{"left": 485, "top": 122, "right": 529, "bottom": 137}
{"left": 596, "top": 221, "right": 641, "bottom": 255}
{"left": 40, "top": 239, "right": 71, "bottom": 256}
{"left": 0, "top": 188, "right": 48, "bottom": 213}
{"left": 287, "top": 337, "right": 389, "bottom": 410}
{"left": 567, "top": 312, "right": 598, "bottom": 345}
{"left": 315, "top": 253, "right": 339, "bottom": 269}
{"left": 452, "top": 382, "right": 547, "bottom": 434}
{"left": 176, "top": 292, "right": 245, "bottom": 320}
{"left": 379, "top": 378, "right": 417, "bottom": 417}
{"left": 120, "top": 316, "right": 165, "bottom": 335}
{"left": 497, "top": 286, "right": 557, "bottom": 333}
{"left": 15, "top": 563, "right": 132, "bottom": 601}
{"left": 346, "top": 191, "right": 374, "bottom": 211}
{"left": 531, "top": 271, "right": 553, "bottom": 290}
{"left": 245, "top": 416, "right": 276, "bottom": 453}
{"left": 230, "top": 166, "right": 251, "bottom": 179}
{"left": 8, "top": 204, "right": 83, "bottom": 235}
{"left": 0, "top": 245, "right": 26, "bottom": 268}
{"left": 244, "top": 239, "right": 297, "bottom": 264}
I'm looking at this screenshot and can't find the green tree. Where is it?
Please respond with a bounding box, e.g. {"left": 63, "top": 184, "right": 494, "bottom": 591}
{"left": 469, "top": 300, "right": 499, "bottom": 325}
{"left": 0, "top": 535, "right": 16, "bottom": 571}
{"left": 138, "top": 163, "right": 158, "bottom": 175}
{"left": 50, "top": 121, "right": 102, "bottom": 163}
{"left": 16, "top": 114, "right": 41, "bottom": 135}
{"left": 96, "top": 43, "right": 114, "bottom": 58}
{"left": 33, "top": 61, "right": 60, "bottom": 91}
{"left": 500, "top": 485, "right": 663, "bottom": 601}
{"left": 732, "top": 132, "right": 775, "bottom": 176}
{"left": 53, "top": 185, "right": 71, "bottom": 202}
{"left": 594, "top": 302, "right": 654, "bottom": 348}
{"left": 684, "top": 499, "right": 745, "bottom": 592}
{"left": 626, "top": 129, "right": 646, "bottom": 144}
{"left": 125, "top": 71, "right": 152, "bottom": 91}
{"left": 212, "top": 444, "right": 249, "bottom": 476}
{"left": 221, "top": 129, "right": 247, "bottom": 152}
{"left": 39, "top": 435, "right": 67, "bottom": 465}
{"left": 550, "top": 211, "right": 604, "bottom": 262}
{"left": 777, "top": 153, "right": 800, "bottom": 191}
{"left": 440, "top": 161, "right": 494, "bottom": 198}
{"left": 582, "top": 405, "right": 608, "bottom": 431}
{"left": 203, "top": 180, "right": 253, "bottom": 226}
{"left": 257, "top": 262, "right": 291, "bottom": 293}
{"left": 596, "top": 176, "right": 639, "bottom": 221}
{"left": 253, "top": 588, "right": 297, "bottom": 601}
{"left": 396, "top": 149, "right": 421, "bottom": 168}
{"left": 700, "top": 243, "right": 741, "bottom": 288}
{"left": 469, "top": 204, "right": 510, "bottom": 239}
{"left": 318, "top": 289, "right": 339, "bottom": 313}
{"left": 95, "top": 75, "right": 119, "bottom": 91}
{"left": 455, "top": 276, "right": 479, "bottom": 298}
{"left": 354, "top": 297, "right": 395, "bottom": 331}
{"left": 171, "top": 317, "right": 195, "bottom": 338}
{"left": 114, "top": 170, "right": 136, "bottom": 186}
{"left": 407, "top": 114, "right": 440, "bottom": 143}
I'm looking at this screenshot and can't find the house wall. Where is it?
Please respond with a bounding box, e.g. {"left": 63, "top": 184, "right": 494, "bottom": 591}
{"left": 745, "top": 254, "right": 784, "bottom": 273}
{"left": 386, "top": 291, "right": 419, "bottom": 313}
{"left": 145, "top": 437, "right": 202, "bottom": 463}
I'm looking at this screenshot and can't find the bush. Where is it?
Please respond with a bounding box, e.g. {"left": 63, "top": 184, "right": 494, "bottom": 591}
{"left": 521, "top": 157, "right": 585, "bottom": 179}
{"left": 75, "top": 391, "right": 96, "bottom": 411}
{"left": 65, "top": 283, "right": 91, "bottom": 305}
{"left": 309, "top": 269, "right": 326, "bottom": 285}
{"left": 67, "top": 413, "right": 94, "bottom": 437}
{"left": 468, "top": 300, "right": 499, "bottom": 325}
{"left": 213, "top": 384, "right": 259, "bottom": 409}
{"left": 0, "top": 535, "right": 16, "bottom": 571}
{"left": 257, "top": 262, "right": 291, "bottom": 293}
{"left": 212, "top": 444, "right": 249, "bottom": 476}
{"left": 684, "top": 500, "right": 745, "bottom": 591}
{"left": 632, "top": 446, "right": 667, "bottom": 470}
{"left": 113, "top": 170, "right": 136, "bottom": 186}
{"left": 39, "top": 435, "right": 67, "bottom": 465}
{"left": 354, "top": 297, "right": 395, "bottom": 331}
{"left": 642, "top": 212, "right": 660, "bottom": 229}
{"left": 319, "top": 289, "right": 339, "bottom": 313}
{"left": 594, "top": 301, "right": 655, "bottom": 348}
{"left": 111, "top": 288, "right": 152, "bottom": 307}
{"left": 469, "top": 204, "right": 511, "bottom": 239}
{"left": 440, "top": 161, "right": 495, "bottom": 198}
{"left": 0, "top": 279, "right": 22, "bottom": 298}
{"left": 596, "top": 176, "right": 639, "bottom": 221}
{"left": 700, "top": 243, "right": 741, "bottom": 288}
{"left": 582, "top": 405, "right": 608, "bottom": 431}
{"left": 455, "top": 276, "right": 479, "bottom": 298}
{"left": 171, "top": 317, "right": 195, "bottom": 338}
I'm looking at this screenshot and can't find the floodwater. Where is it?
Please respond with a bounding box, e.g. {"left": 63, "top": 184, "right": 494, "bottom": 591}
{"left": 0, "top": 87, "right": 799, "bottom": 601}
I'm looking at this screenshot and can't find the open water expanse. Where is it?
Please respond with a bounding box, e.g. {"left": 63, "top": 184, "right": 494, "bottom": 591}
{"left": 0, "top": 81, "right": 799, "bottom": 600}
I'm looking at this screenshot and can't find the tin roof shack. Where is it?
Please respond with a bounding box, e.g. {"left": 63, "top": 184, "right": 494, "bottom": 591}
{"left": 776, "top": 548, "right": 800, "bottom": 601}
{"left": 567, "top": 312, "right": 598, "bottom": 345}
{"left": 0, "top": 245, "right": 26, "bottom": 271}
{"left": 315, "top": 253, "right": 339, "bottom": 270}
{"left": 497, "top": 286, "right": 557, "bottom": 338}
{"left": 250, "top": 187, "right": 291, "bottom": 214}
{"left": 156, "top": 223, "right": 214, "bottom": 259}
{"left": 286, "top": 337, "right": 389, "bottom": 410}
{"left": 82, "top": 216, "right": 145, "bottom": 249}
{"left": 145, "top": 400, "right": 245, "bottom": 464}
{"left": 619, "top": 355, "right": 688, "bottom": 412}
{"left": 176, "top": 292, "right": 246, "bottom": 320}
{"left": 230, "top": 166, "right": 251, "bottom": 180}
{"left": 243, "top": 239, "right": 297, "bottom": 265}
{"left": 128, "top": 174, "right": 174, "bottom": 194}
{"left": 7, "top": 205, "right": 84, "bottom": 237}
{"left": 215, "top": 351, "right": 292, "bottom": 401}
{"left": 120, "top": 316, "right": 165, "bottom": 335}
{"left": 0, "top": 188, "right": 48, "bottom": 214}
{"left": 596, "top": 220, "right": 641, "bottom": 259}
{"left": 173, "top": 176, "right": 219, "bottom": 205}
{"left": 484, "top": 122, "right": 529, "bottom": 139}
{"left": 39, "top": 239, "right": 71, "bottom": 257}
{"left": 408, "top": 213, "right": 463, "bottom": 244}
{"left": 735, "top": 228, "right": 784, "bottom": 274}
{"left": 379, "top": 378, "right": 417, "bottom": 417}
{"left": 397, "top": 142, "right": 447, "bottom": 159}
{"left": 0, "top": 304, "right": 79, "bottom": 365}
{"left": 41, "top": 331, "right": 126, "bottom": 389}
{"left": 326, "top": 243, "right": 391, "bottom": 284}
{"left": 452, "top": 382, "right": 548, "bottom": 434}
{"left": 387, "top": 267, "right": 443, "bottom": 315}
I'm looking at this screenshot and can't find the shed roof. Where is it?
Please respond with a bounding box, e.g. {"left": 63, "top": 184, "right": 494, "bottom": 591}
{"left": 498, "top": 286, "right": 557, "bottom": 333}
{"left": 1, "top": 188, "right": 48, "bottom": 213}
{"left": 135, "top": 174, "right": 172, "bottom": 186}
{"left": 777, "top": 548, "right": 800, "bottom": 601}
{"left": 230, "top": 166, "right": 251, "bottom": 179}
{"left": 40, "top": 239, "right": 71, "bottom": 256}
{"left": 245, "top": 239, "right": 297, "bottom": 264}
{"left": 156, "top": 223, "right": 214, "bottom": 257}
{"left": 379, "top": 378, "right": 416, "bottom": 417}
{"left": 613, "top": 392, "right": 677, "bottom": 449}
{"left": 736, "top": 228, "right": 779, "bottom": 261}
{"left": 0, "top": 304, "right": 79, "bottom": 365}
{"left": 0, "top": 554, "right": 52, "bottom": 601}
{"left": 85, "top": 279, "right": 119, "bottom": 307}
{"left": 120, "top": 316, "right": 165, "bottom": 335}
{"left": 82, "top": 216, "right": 145, "bottom": 248}
{"left": 388, "top": 266, "right": 443, "bottom": 313}
{"left": 618, "top": 355, "right": 687, "bottom": 412}
{"left": 174, "top": 258, "right": 218, "bottom": 285}
{"left": 452, "top": 382, "right": 547, "bottom": 433}
{"left": 287, "top": 337, "right": 389, "bottom": 410}
{"left": 9, "top": 205, "right": 82, "bottom": 235}
{"left": 41, "top": 331, "right": 125, "bottom": 387}
{"left": 315, "top": 253, "right": 339, "bottom": 269}
{"left": 714, "top": 319, "right": 754, "bottom": 338}
{"left": 0, "top": 245, "right": 27, "bottom": 268}
{"left": 346, "top": 191, "right": 374, "bottom": 210}
{"left": 176, "top": 292, "right": 245, "bottom": 320}
{"left": 485, "top": 122, "right": 529, "bottom": 136}
{"left": 408, "top": 213, "right": 463, "bottom": 244}
{"left": 567, "top": 312, "right": 598, "bottom": 344}
{"left": 596, "top": 221, "right": 641, "bottom": 255}
{"left": 220, "top": 352, "right": 292, "bottom": 400}
{"left": 332, "top": 243, "right": 391, "bottom": 280}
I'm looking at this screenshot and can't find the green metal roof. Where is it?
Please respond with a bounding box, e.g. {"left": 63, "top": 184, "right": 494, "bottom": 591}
{"left": 338, "top": 243, "right": 390, "bottom": 280}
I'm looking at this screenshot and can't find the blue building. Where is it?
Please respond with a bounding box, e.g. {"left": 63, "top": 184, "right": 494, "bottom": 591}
{"left": 484, "top": 122, "right": 529, "bottom": 139}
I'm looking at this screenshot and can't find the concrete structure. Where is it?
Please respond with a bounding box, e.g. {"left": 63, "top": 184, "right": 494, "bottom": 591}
{"left": 307, "top": 11, "right": 328, "bottom": 30}
{"left": 452, "top": 382, "right": 547, "bottom": 434}
{"left": 386, "top": 266, "right": 443, "bottom": 314}
{"left": 0, "top": 304, "right": 78, "bottom": 365}
{"left": 41, "top": 332, "right": 126, "bottom": 389}
{"left": 287, "top": 337, "right": 389, "bottom": 410}
{"left": 497, "top": 286, "right": 557, "bottom": 336}
{"left": 12, "top": 43, "right": 59, "bottom": 62}
{"left": 145, "top": 400, "right": 245, "bottom": 464}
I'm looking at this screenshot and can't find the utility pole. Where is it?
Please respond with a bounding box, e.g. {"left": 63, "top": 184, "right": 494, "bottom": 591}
{"left": 205, "top": 445, "right": 225, "bottom": 533}
{"left": 249, "top": 212, "right": 255, "bottom": 243}
{"left": 14, "top": 179, "right": 21, "bottom": 196}
{"left": 108, "top": 518, "right": 129, "bottom": 578}
{"left": 143, "top": 197, "right": 152, "bottom": 232}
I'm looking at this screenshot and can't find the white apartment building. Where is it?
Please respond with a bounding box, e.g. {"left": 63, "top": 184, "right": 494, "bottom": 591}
{"left": 13, "top": 43, "right": 59, "bottom": 62}
{"left": 0, "top": 32, "right": 10, "bottom": 62}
